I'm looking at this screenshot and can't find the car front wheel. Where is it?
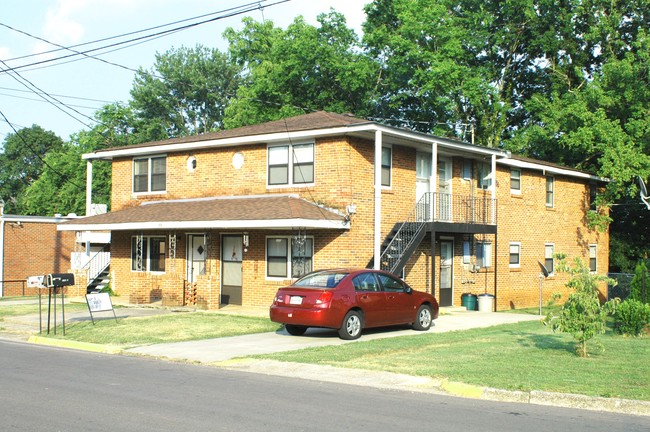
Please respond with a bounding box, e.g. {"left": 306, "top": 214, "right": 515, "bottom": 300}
{"left": 413, "top": 305, "right": 432, "bottom": 331}
{"left": 285, "top": 324, "right": 308, "bottom": 336}
{"left": 338, "top": 310, "right": 363, "bottom": 340}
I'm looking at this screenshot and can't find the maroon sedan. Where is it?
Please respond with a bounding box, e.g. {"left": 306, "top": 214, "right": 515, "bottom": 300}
{"left": 270, "top": 269, "right": 439, "bottom": 340}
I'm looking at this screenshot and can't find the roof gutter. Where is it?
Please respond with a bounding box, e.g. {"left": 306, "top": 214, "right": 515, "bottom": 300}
{"left": 82, "top": 123, "right": 509, "bottom": 161}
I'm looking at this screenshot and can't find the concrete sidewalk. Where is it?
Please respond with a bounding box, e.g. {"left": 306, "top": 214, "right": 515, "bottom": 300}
{"left": 125, "top": 309, "right": 541, "bottom": 362}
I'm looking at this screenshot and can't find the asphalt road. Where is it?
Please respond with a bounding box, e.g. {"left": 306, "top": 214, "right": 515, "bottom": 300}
{"left": 1, "top": 341, "right": 647, "bottom": 432}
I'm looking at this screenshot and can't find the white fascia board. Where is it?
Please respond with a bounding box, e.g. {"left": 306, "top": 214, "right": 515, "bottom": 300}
{"left": 82, "top": 125, "right": 378, "bottom": 161}
{"left": 82, "top": 123, "right": 508, "bottom": 160}
{"left": 1, "top": 215, "right": 74, "bottom": 224}
{"left": 58, "top": 218, "right": 350, "bottom": 232}
{"left": 498, "top": 158, "right": 607, "bottom": 182}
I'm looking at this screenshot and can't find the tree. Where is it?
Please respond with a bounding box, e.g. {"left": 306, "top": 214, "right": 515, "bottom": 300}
{"left": 0, "top": 125, "right": 64, "bottom": 214}
{"left": 130, "top": 45, "right": 242, "bottom": 139}
{"left": 223, "top": 12, "right": 379, "bottom": 128}
{"left": 544, "top": 256, "right": 619, "bottom": 357}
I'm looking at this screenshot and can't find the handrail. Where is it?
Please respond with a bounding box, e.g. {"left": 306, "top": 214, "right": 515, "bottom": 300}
{"left": 82, "top": 244, "right": 110, "bottom": 286}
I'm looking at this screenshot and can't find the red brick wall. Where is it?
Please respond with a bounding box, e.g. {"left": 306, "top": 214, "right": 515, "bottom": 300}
{"left": 105, "top": 137, "right": 609, "bottom": 311}
{"left": 2, "top": 220, "right": 75, "bottom": 296}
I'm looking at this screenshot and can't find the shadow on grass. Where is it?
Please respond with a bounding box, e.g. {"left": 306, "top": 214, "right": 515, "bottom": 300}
{"left": 502, "top": 327, "right": 576, "bottom": 354}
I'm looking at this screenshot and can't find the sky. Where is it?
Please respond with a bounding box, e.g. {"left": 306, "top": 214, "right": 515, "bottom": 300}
{"left": 0, "top": 0, "right": 368, "bottom": 141}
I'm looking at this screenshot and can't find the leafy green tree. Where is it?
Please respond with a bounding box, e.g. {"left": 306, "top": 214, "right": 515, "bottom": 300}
{"left": 21, "top": 142, "right": 86, "bottom": 216}
{"left": 544, "top": 256, "right": 619, "bottom": 357}
{"left": 0, "top": 125, "right": 64, "bottom": 214}
{"left": 223, "top": 12, "right": 379, "bottom": 128}
{"left": 629, "top": 261, "right": 649, "bottom": 304}
{"left": 130, "top": 45, "right": 242, "bottom": 139}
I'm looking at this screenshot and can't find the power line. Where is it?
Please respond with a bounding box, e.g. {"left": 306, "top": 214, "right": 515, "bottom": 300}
{"left": 0, "top": 108, "right": 85, "bottom": 191}
{"left": 0, "top": 0, "right": 290, "bottom": 75}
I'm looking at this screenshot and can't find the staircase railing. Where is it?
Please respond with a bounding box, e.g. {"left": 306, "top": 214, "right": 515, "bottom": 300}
{"left": 379, "top": 193, "right": 431, "bottom": 273}
{"left": 82, "top": 244, "right": 110, "bottom": 287}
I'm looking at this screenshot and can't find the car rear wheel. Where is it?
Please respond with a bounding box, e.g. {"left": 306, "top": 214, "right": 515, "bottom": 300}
{"left": 413, "top": 304, "right": 432, "bottom": 331}
{"left": 285, "top": 324, "right": 308, "bottom": 336}
{"left": 338, "top": 310, "right": 363, "bottom": 340}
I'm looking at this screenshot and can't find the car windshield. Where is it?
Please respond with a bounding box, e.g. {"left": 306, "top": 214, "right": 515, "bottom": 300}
{"left": 294, "top": 271, "right": 348, "bottom": 288}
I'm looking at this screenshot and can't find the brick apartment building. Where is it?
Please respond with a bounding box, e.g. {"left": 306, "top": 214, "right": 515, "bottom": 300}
{"left": 0, "top": 208, "right": 76, "bottom": 297}
{"left": 58, "top": 111, "right": 609, "bottom": 311}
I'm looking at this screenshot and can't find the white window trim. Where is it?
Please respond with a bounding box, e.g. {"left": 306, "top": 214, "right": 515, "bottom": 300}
{"left": 589, "top": 244, "right": 597, "bottom": 273}
{"left": 265, "top": 235, "right": 314, "bottom": 280}
{"left": 510, "top": 168, "right": 521, "bottom": 195}
{"left": 544, "top": 243, "right": 555, "bottom": 276}
{"left": 381, "top": 145, "right": 392, "bottom": 189}
{"left": 132, "top": 154, "right": 167, "bottom": 195}
{"left": 267, "top": 142, "right": 315, "bottom": 188}
{"left": 546, "top": 175, "right": 555, "bottom": 208}
{"left": 476, "top": 241, "right": 492, "bottom": 268}
{"left": 509, "top": 242, "right": 521, "bottom": 268}
{"left": 131, "top": 235, "right": 167, "bottom": 274}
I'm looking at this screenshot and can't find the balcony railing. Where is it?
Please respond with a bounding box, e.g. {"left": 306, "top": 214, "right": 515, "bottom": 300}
{"left": 417, "top": 192, "right": 496, "bottom": 225}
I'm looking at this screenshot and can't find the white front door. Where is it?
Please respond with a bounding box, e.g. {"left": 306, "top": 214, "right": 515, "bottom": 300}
{"left": 437, "top": 157, "right": 452, "bottom": 221}
{"left": 186, "top": 234, "right": 206, "bottom": 283}
{"left": 416, "top": 152, "right": 432, "bottom": 221}
{"left": 439, "top": 240, "right": 454, "bottom": 306}
{"left": 222, "top": 235, "right": 243, "bottom": 305}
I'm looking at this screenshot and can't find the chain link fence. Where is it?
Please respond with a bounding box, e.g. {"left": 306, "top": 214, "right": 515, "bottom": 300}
{"left": 607, "top": 272, "right": 650, "bottom": 302}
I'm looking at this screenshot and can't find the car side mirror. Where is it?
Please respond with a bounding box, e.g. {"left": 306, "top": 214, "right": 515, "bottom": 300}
{"left": 405, "top": 286, "right": 412, "bottom": 294}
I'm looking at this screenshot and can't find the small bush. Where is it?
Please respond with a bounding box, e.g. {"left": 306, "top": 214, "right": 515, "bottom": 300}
{"left": 614, "top": 299, "right": 650, "bottom": 336}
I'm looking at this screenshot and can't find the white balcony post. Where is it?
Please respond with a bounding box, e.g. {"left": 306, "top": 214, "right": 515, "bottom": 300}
{"left": 431, "top": 143, "right": 438, "bottom": 222}
{"left": 491, "top": 154, "right": 497, "bottom": 224}
{"left": 374, "top": 130, "right": 382, "bottom": 270}
{"left": 86, "top": 160, "right": 93, "bottom": 216}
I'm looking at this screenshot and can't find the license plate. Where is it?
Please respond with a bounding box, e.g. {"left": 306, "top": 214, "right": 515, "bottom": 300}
{"left": 289, "top": 296, "right": 303, "bottom": 305}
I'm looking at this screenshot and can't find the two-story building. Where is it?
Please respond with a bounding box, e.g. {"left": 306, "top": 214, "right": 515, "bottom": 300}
{"left": 59, "top": 111, "right": 609, "bottom": 310}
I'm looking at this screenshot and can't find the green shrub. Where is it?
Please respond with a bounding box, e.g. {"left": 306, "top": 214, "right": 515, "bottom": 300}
{"left": 629, "top": 262, "right": 649, "bottom": 304}
{"left": 614, "top": 299, "right": 650, "bottom": 336}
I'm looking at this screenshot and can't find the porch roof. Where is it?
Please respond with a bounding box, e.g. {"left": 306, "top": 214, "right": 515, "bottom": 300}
{"left": 57, "top": 195, "right": 349, "bottom": 232}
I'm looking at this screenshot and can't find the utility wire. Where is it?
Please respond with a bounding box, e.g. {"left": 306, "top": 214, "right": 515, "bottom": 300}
{"left": 0, "top": 0, "right": 290, "bottom": 74}
{"left": 0, "top": 108, "right": 85, "bottom": 190}
{"left": 0, "top": 58, "right": 95, "bottom": 129}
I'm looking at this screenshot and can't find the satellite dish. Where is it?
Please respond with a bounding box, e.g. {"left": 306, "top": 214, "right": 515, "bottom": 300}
{"left": 639, "top": 176, "right": 650, "bottom": 210}
{"left": 538, "top": 261, "right": 549, "bottom": 278}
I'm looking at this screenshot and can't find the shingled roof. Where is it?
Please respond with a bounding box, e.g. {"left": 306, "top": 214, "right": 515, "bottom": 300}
{"left": 58, "top": 195, "right": 349, "bottom": 231}
{"left": 99, "top": 111, "right": 371, "bottom": 153}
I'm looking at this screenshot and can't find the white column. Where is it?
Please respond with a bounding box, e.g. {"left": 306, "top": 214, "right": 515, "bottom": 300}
{"left": 374, "top": 130, "right": 382, "bottom": 270}
{"left": 86, "top": 160, "right": 93, "bottom": 216}
{"left": 491, "top": 154, "right": 497, "bottom": 224}
{"left": 431, "top": 143, "right": 438, "bottom": 221}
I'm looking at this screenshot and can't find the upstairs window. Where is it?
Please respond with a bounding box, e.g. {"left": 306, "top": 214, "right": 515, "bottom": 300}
{"left": 477, "top": 162, "right": 492, "bottom": 190}
{"left": 546, "top": 176, "right": 555, "bottom": 207}
{"left": 268, "top": 143, "right": 314, "bottom": 186}
{"left": 510, "top": 168, "right": 521, "bottom": 194}
{"left": 381, "top": 147, "right": 392, "bottom": 187}
{"left": 133, "top": 156, "right": 166, "bottom": 193}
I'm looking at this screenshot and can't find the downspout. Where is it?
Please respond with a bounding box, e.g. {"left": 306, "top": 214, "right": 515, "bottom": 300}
{"left": 430, "top": 143, "right": 438, "bottom": 295}
{"left": 86, "top": 160, "right": 93, "bottom": 216}
{"left": 0, "top": 200, "right": 5, "bottom": 297}
{"left": 373, "top": 130, "right": 382, "bottom": 270}
{"left": 491, "top": 154, "right": 498, "bottom": 309}
{"left": 85, "top": 160, "right": 93, "bottom": 256}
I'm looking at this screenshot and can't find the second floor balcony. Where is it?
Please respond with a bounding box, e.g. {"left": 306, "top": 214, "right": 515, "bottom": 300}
{"left": 415, "top": 192, "right": 497, "bottom": 226}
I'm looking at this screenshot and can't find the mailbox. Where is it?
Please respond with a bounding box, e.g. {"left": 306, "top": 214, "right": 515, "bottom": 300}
{"left": 46, "top": 273, "right": 75, "bottom": 288}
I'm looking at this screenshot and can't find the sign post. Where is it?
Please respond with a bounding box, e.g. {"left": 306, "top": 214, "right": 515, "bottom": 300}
{"left": 85, "top": 292, "right": 117, "bottom": 324}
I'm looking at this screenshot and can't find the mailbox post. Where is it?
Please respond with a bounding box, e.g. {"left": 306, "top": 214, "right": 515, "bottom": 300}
{"left": 43, "top": 273, "right": 75, "bottom": 335}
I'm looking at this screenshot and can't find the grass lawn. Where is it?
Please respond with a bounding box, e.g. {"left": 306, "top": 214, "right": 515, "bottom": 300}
{"left": 255, "top": 320, "right": 650, "bottom": 401}
{"left": 0, "top": 302, "right": 89, "bottom": 317}
{"left": 46, "top": 312, "right": 280, "bottom": 347}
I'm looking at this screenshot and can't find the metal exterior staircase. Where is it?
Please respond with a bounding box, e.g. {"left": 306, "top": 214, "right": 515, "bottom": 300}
{"left": 83, "top": 245, "right": 111, "bottom": 293}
